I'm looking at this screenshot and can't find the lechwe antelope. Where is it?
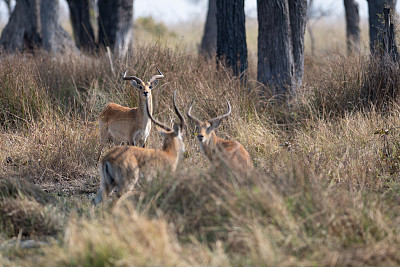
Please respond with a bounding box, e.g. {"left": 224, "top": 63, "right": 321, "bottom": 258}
{"left": 93, "top": 91, "right": 185, "bottom": 205}
{"left": 187, "top": 100, "right": 253, "bottom": 176}
{"left": 96, "top": 67, "right": 164, "bottom": 161}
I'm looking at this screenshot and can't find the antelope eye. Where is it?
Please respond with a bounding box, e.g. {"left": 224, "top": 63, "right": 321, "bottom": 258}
{"left": 138, "top": 85, "right": 143, "bottom": 90}
{"left": 149, "top": 85, "right": 152, "bottom": 89}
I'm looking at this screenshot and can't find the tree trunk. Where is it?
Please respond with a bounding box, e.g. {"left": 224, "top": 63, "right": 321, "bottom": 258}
{"left": 98, "top": 0, "right": 133, "bottom": 57}
{"left": 382, "top": 7, "right": 398, "bottom": 61}
{"left": 0, "top": 0, "right": 76, "bottom": 53}
{"left": 289, "top": 0, "right": 307, "bottom": 87}
{"left": 200, "top": 0, "right": 217, "bottom": 58}
{"left": 66, "top": 0, "right": 95, "bottom": 50}
{"left": 0, "top": 0, "right": 41, "bottom": 51}
{"left": 257, "top": 0, "right": 307, "bottom": 98}
{"left": 257, "top": 0, "right": 294, "bottom": 97}
{"left": 4, "top": 0, "right": 12, "bottom": 15}
{"left": 307, "top": 0, "right": 316, "bottom": 57}
{"left": 216, "top": 0, "right": 248, "bottom": 78}
{"left": 40, "top": 0, "right": 77, "bottom": 53}
{"left": 367, "top": 0, "right": 396, "bottom": 54}
{"left": 344, "top": 0, "right": 360, "bottom": 55}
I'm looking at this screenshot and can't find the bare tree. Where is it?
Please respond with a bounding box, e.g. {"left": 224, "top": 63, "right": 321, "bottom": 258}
{"left": 3, "top": 0, "right": 11, "bottom": 15}
{"left": 200, "top": 0, "right": 217, "bottom": 58}
{"left": 0, "top": 0, "right": 77, "bottom": 53}
{"left": 41, "top": 0, "right": 77, "bottom": 53}
{"left": 66, "top": 0, "right": 95, "bottom": 50}
{"left": 65, "top": 0, "right": 134, "bottom": 55}
{"left": 344, "top": 0, "right": 360, "bottom": 55}
{"left": 367, "top": 0, "right": 396, "bottom": 54}
{"left": 257, "top": 0, "right": 307, "bottom": 98}
{"left": 290, "top": 0, "right": 307, "bottom": 87}
{"left": 98, "top": 0, "right": 134, "bottom": 57}
{"left": 216, "top": 0, "right": 247, "bottom": 78}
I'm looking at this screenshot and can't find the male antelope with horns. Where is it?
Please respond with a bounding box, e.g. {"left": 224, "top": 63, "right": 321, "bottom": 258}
{"left": 93, "top": 91, "right": 185, "bottom": 205}
{"left": 187, "top": 100, "right": 253, "bottom": 176}
{"left": 96, "top": 67, "right": 164, "bottom": 161}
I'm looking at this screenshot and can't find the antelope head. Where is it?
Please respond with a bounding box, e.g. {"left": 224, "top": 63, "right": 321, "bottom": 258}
{"left": 123, "top": 67, "right": 164, "bottom": 101}
{"left": 187, "top": 99, "right": 253, "bottom": 174}
{"left": 187, "top": 100, "right": 231, "bottom": 144}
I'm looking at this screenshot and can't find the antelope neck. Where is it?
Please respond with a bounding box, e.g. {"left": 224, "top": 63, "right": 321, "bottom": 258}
{"left": 162, "top": 137, "right": 182, "bottom": 168}
{"left": 162, "top": 137, "right": 178, "bottom": 154}
{"left": 139, "top": 95, "right": 153, "bottom": 116}
{"left": 202, "top": 131, "right": 219, "bottom": 158}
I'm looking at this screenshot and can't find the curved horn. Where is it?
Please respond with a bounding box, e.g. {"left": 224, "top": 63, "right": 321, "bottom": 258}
{"left": 145, "top": 99, "right": 172, "bottom": 132}
{"left": 172, "top": 90, "right": 185, "bottom": 130}
{"left": 123, "top": 69, "right": 144, "bottom": 84}
{"left": 148, "top": 67, "right": 164, "bottom": 83}
{"left": 187, "top": 101, "right": 202, "bottom": 125}
{"left": 208, "top": 99, "right": 231, "bottom": 124}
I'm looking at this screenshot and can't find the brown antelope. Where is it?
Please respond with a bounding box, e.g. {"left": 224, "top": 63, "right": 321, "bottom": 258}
{"left": 96, "top": 67, "right": 164, "bottom": 161}
{"left": 187, "top": 100, "right": 253, "bottom": 176}
{"left": 93, "top": 91, "right": 185, "bottom": 205}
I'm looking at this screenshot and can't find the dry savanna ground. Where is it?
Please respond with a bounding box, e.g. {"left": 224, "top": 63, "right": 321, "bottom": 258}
{"left": 1, "top": 17, "right": 400, "bottom": 266}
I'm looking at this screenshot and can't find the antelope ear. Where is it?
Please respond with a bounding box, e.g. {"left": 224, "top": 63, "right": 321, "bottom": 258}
{"left": 150, "top": 80, "right": 159, "bottom": 89}
{"left": 173, "top": 123, "right": 181, "bottom": 134}
{"left": 208, "top": 119, "right": 222, "bottom": 132}
{"left": 130, "top": 80, "right": 139, "bottom": 88}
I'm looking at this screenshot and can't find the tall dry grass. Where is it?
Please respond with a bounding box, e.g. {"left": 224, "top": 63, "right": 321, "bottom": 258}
{"left": 1, "top": 39, "right": 400, "bottom": 266}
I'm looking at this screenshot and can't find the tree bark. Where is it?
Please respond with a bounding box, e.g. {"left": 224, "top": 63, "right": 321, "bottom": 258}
{"left": 200, "top": 0, "right": 217, "bottom": 58}
{"left": 40, "top": 0, "right": 77, "bottom": 53}
{"left": 0, "top": 0, "right": 41, "bottom": 51}
{"left": 257, "top": 0, "right": 307, "bottom": 98}
{"left": 98, "top": 0, "right": 133, "bottom": 57}
{"left": 257, "top": 0, "right": 294, "bottom": 97}
{"left": 0, "top": 0, "right": 76, "bottom": 53}
{"left": 382, "top": 6, "right": 398, "bottom": 61}
{"left": 367, "top": 0, "right": 396, "bottom": 54}
{"left": 216, "top": 0, "right": 248, "bottom": 78}
{"left": 307, "top": 0, "right": 316, "bottom": 57}
{"left": 344, "top": 0, "right": 360, "bottom": 55}
{"left": 66, "top": 0, "right": 95, "bottom": 50}
{"left": 289, "top": 0, "right": 307, "bottom": 87}
{"left": 4, "top": 0, "right": 12, "bottom": 15}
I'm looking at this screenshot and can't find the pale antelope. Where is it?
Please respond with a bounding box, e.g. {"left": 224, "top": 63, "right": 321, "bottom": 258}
{"left": 93, "top": 91, "right": 185, "bottom": 205}
{"left": 96, "top": 67, "right": 164, "bottom": 161}
{"left": 187, "top": 100, "right": 253, "bottom": 176}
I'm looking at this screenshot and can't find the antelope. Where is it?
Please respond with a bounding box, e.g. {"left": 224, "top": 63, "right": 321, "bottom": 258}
{"left": 187, "top": 100, "right": 253, "bottom": 176}
{"left": 93, "top": 91, "right": 185, "bottom": 205}
{"left": 96, "top": 67, "right": 164, "bottom": 161}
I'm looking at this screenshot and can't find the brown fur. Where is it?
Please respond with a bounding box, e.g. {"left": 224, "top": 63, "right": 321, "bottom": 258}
{"left": 93, "top": 93, "right": 184, "bottom": 205}
{"left": 96, "top": 77, "right": 157, "bottom": 161}
{"left": 197, "top": 121, "right": 253, "bottom": 176}
{"left": 187, "top": 102, "right": 253, "bottom": 177}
